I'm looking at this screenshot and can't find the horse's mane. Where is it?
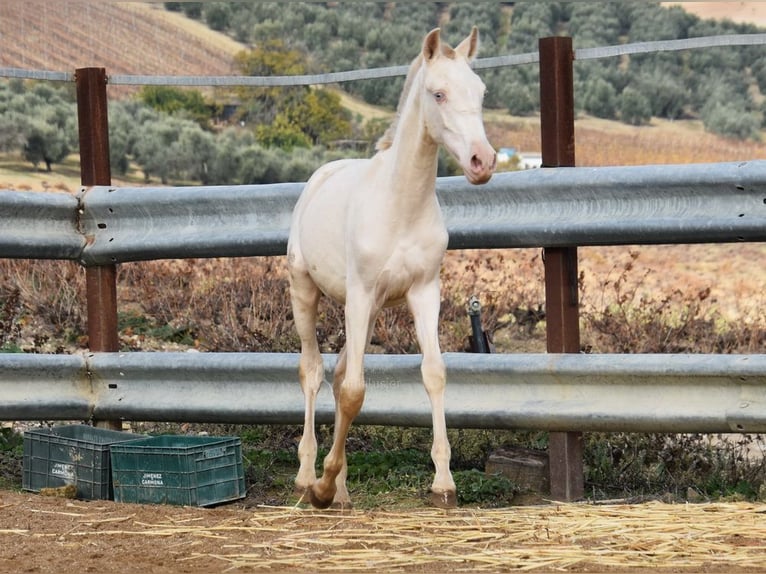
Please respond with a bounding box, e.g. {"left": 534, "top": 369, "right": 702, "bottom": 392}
{"left": 375, "top": 55, "right": 423, "bottom": 152}
{"left": 375, "top": 38, "right": 460, "bottom": 152}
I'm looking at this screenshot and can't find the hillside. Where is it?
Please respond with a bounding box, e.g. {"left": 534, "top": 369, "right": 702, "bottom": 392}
{"left": 3, "top": 1, "right": 766, "bottom": 184}
{"left": 0, "top": 1, "right": 241, "bottom": 78}
{"left": 3, "top": 2, "right": 766, "bottom": 84}
{"left": 3, "top": 1, "right": 766, "bottom": 176}
{"left": 663, "top": 2, "right": 766, "bottom": 26}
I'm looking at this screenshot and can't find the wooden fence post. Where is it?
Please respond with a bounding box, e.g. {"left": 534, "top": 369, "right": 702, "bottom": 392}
{"left": 76, "top": 67, "right": 121, "bottom": 431}
{"left": 538, "top": 37, "right": 585, "bottom": 501}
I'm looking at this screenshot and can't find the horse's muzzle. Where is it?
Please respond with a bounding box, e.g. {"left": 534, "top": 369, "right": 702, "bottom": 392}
{"left": 466, "top": 144, "right": 497, "bottom": 185}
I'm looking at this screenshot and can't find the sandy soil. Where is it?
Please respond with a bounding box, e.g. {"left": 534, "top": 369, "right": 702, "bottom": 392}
{"left": 2, "top": 490, "right": 766, "bottom": 574}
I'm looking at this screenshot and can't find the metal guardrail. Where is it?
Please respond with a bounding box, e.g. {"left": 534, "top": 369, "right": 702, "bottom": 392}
{"left": 1, "top": 351, "right": 764, "bottom": 433}
{"left": 440, "top": 160, "right": 766, "bottom": 249}
{"left": 78, "top": 182, "right": 303, "bottom": 264}
{"left": 0, "top": 190, "right": 84, "bottom": 260}
{"left": 2, "top": 161, "right": 765, "bottom": 265}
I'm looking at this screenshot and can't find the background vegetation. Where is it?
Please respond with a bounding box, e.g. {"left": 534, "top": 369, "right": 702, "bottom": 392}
{"left": 3, "top": 2, "right": 766, "bottom": 179}
{"left": 1, "top": 248, "right": 764, "bottom": 505}
{"left": 2, "top": 2, "right": 766, "bottom": 507}
{"left": 172, "top": 1, "right": 766, "bottom": 137}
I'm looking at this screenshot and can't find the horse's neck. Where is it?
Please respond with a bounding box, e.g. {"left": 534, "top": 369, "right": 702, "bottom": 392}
{"left": 385, "top": 75, "right": 439, "bottom": 199}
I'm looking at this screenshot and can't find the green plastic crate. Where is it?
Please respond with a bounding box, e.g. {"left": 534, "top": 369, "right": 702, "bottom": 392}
{"left": 110, "top": 435, "right": 246, "bottom": 507}
{"left": 22, "top": 425, "right": 139, "bottom": 500}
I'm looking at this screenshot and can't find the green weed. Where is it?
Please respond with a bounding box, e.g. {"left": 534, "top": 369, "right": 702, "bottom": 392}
{"left": 454, "top": 469, "right": 518, "bottom": 507}
{"left": 0, "top": 428, "right": 23, "bottom": 490}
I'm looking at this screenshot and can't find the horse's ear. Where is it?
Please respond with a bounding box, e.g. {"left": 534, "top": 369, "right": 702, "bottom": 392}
{"left": 456, "top": 26, "right": 480, "bottom": 61}
{"left": 423, "top": 28, "right": 442, "bottom": 62}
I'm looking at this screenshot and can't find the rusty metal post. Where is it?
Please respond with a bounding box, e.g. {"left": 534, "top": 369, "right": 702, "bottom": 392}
{"left": 76, "top": 68, "right": 121, "bottom": 430}
{"left": 538, "top": 37, "right": 585, "bottom": 501}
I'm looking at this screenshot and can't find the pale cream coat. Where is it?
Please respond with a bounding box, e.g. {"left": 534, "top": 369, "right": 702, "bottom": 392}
{"left": 287, "top": 27, "right": 496, "bottom": 509}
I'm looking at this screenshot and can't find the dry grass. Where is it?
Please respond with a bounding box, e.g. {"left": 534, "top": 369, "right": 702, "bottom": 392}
{"left": 170, "top": 502, "right": 766, "bottom": 571}
{"left": 3, "top": 244, "right": 764, "bottom": 357}
{"left": 3, "top": 490, "right": 766, "bottom": 573}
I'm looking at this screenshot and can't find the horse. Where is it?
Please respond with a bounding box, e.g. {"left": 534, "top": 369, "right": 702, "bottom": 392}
{"left": 286, "top": 26, "right": 496, "bottom": 509}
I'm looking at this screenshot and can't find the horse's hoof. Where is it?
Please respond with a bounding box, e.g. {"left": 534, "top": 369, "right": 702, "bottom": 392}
{"left": 294, "top": 485, "right": 311, "bottom": 503}
{"left": 430, "top": 489, "right": 457, "bottom": 509}
{"left": 330, "top": 499, "right": 353, "bottom": 511}
{"left": 308, "top": 486, "right": 335, "bottom": 510}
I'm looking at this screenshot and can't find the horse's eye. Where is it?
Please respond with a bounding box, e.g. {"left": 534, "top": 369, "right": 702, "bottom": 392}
{"left": 433, "top": 91, "right": 446, "bottom": 104}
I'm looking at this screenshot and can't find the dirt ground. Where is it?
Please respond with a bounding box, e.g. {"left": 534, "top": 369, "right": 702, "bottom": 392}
{"left": 2, "top": 489, "right": 765, "bottom": 573}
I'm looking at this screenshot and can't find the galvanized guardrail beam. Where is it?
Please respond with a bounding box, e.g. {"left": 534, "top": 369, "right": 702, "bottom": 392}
{"left": 441, "top": 160, "right": 766, "bottom": 249}
{"left": 1, "top": 352, "right": 764, "bottom": 433}
{"left": 0, "top": 189, "right": 85, "bottom": 260}
{"left": 2, "top": 161, "right": 765, "bottom": 264}
{"left": 0, "top": 353, "right": 92, "bottom": 420}
{"left": 78, "top": 182, "right": 304, "bottom": 264}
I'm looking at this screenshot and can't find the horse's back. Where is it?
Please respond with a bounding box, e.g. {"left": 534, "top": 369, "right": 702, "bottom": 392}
{"left": 290, "top": 158, "right": 375, "bottom": 228}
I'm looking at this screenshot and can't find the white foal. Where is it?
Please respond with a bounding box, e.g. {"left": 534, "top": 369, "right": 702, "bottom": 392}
{"left": 287, "top": 26, "right": 496, "bottom": 509}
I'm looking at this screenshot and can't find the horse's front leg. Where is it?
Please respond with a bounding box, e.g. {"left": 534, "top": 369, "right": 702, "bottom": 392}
{"left": 407, "top": 280, "right": 456, "bottom": 508}
{"left": 309, "top": 287, "right": 374, "bottom": 509}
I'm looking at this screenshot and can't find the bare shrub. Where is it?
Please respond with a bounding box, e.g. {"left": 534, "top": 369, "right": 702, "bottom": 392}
{"left": 580, "top": 252, "right": 766, "bottom": 354}
{"left": 585, "top": 432, "right": 766, "bottom": 500}
{"left": 0, "top": 260, "right": 85, "bottom": 352}
{"left": 4, "top": 248, "right": 762, "bottom": 357}
{"left": 119, "top": 257, "right": 301, "bottom": 352}
{"left": 440, "top": 249, "right": 547, "bottom": 353}
{"left": 3, "top": 248, "right": 763, "bottom": 358}
{"left": 0, "top": 285, "right": 21, "bottom": 350}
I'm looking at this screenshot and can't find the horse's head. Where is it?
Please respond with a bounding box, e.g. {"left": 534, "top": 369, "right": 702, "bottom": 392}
{"left": 421, "top": 27, "right": 496, "bottom": 185}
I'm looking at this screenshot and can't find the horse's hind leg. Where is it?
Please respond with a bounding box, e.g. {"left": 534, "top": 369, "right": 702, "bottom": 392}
{"left": 288, "top": 265, "right": 324, "bottom": 499}
{"left": 407, "top": 281, "right": 456, "bottom": 508}
{"left": 310, "top": 286, "right": 375, "bottom": 509}
{"left": 330, "top": 347, "right": 353, "bottom": 508}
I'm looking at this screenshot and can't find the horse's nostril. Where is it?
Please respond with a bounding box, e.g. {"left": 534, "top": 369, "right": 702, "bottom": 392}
{"left": 471, "top": 155, "right": 482, "bottom": 170}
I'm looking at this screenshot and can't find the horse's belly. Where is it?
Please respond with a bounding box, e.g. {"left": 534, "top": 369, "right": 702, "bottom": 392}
{"left": 305, "top": 251, "right": 348, "bottom": 303}
{"left": 293, "top": 209, "right": 345, "bottom": 300}
{"left": 289, "top": 161, "right": 364, "bottom": 303}
{"left": 296, "top": 215, "right": 349, "bottom": 304}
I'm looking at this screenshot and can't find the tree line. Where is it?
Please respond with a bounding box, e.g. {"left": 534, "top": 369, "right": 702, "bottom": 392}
{"left": 0, "top": 76, "right": 376, "bottom": 184}
{"left": 0, "top": 81, "right": 76, "bottom": 172}
{"left": 0, "top": 71, "right": 458, "bottom": 183}
{"left": 171, "top": 1, "right": 766, "bottom": 139}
